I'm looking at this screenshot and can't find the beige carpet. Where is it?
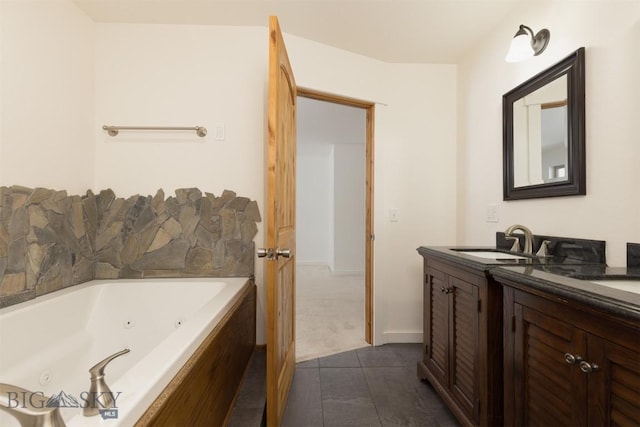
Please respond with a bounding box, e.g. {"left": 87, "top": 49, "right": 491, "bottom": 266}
{"left": 295, "top": 265, "right": 369, "bottom": 362}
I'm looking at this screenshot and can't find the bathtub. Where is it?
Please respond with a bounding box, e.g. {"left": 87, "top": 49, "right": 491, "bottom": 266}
{"left": 0, "top": 277, "right": 255, "bottom": 426}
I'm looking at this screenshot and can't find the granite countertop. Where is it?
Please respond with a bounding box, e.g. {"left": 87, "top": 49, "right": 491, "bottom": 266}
{"left": 417, "top": 245, "right": 640, "bottom": 323}
{"left": 491, "top": 265, "right": 640, "bottom": 323}
{"left": 416, "top": 245, "right": 598, "bottom": 271}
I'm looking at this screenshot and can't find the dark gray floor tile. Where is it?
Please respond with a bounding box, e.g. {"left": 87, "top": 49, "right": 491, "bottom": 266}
{"left": 363, "top": 367, "right": 459, "bottom": 427}
{"left": 321, "top": 368, "right": 381, "bottom": 426}
{"left": 297, "top": 358, "right": 320, "bottom": 368}
{"left": 282, "top": 367, "right": 323, "bottom": 427}
{"left": 356, "top": 343, "right": 421, "bottom": 367}
{"left": 319, "top": 349, "right": 361, "bottom": 367}
{"left": 234, "top": 350, "right": 267, "bottom": 409}
{"left": 227, "top": 407, "right": 264, "bottom": 427}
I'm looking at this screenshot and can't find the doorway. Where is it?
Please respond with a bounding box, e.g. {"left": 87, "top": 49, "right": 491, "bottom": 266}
{"left": 295, "top": 88, "right": 374, "bottom": 361}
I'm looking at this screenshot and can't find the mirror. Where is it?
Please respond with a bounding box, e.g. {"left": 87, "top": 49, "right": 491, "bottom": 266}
{"left": 503, "top": 47, "right": 585, "bottom": 200}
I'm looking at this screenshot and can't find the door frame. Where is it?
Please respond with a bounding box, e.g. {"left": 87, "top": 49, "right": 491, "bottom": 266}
{"left": 296, "top": 87, "right": 375, "bottom": 344}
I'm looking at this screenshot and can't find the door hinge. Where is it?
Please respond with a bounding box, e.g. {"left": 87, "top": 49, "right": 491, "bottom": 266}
{"left": 370, "top": 233, "right": 375, "bottom": 241}
{"left": 477, "top": 299, "right": 481, "bottom": 312}
{"left": 512, "top": 316, "right": 516, "bottom": 332}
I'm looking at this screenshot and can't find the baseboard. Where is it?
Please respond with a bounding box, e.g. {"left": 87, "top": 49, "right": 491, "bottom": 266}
{"left": 382, "top": 331, "right": 423, "bottom": 344}
{"left": 296, "top": 261, "right": 330, "bottom": 267}
{"left": 330, "top": 269, "right": 365, "bottom": 277}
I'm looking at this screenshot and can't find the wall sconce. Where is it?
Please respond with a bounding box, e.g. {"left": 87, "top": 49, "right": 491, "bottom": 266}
{"left": 505, "top": 24, "right": 550, "bottom": 62}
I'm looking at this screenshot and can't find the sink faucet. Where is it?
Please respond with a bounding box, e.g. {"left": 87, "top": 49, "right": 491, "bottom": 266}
{"left": 0, "top": 383, "right": 66, "bottom": 427}
{"left": 84, "top": 348, "right": 130, "bottom": 417}
{"left": 505, "top": 224, "right": 534, "bottom": 255}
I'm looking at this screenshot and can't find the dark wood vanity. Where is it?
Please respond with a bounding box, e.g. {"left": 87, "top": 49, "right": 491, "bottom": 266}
{"left": 417, "top": 246, "right": 640, "bottom": 427}
{"left": 417, "top": 248, "right": 504, "bottom": 427}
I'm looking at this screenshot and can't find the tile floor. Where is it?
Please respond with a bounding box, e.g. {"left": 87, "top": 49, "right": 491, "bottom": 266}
{"left": 228, "top": 344, "right": 460, "bottom": 427}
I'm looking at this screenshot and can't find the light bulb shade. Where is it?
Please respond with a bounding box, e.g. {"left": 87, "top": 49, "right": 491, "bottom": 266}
{"left": 505, "top": 33, "right": 534, "bottom": 62}
{"left": 505, "top": 25, "right": 551, "bottom": 63}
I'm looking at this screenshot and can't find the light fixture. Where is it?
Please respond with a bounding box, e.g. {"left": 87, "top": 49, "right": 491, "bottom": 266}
{"left": 505, "top": 24, "right": 550, "bottom": 62}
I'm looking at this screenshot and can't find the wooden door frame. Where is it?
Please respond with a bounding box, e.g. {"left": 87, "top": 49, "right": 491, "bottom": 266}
{"left": 296, "top": 87, "right": 375, "bottom": 344}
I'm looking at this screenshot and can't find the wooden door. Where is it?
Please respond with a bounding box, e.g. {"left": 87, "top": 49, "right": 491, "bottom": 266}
{"left": 587, "top": 335, "right": 640, "bottom": 427}
{"left": 424, "top": 266, "right": 449, "bottom": 384}
{"left": 448, "top": 276, "right": 479, "bottom": 422}
{"left": 513, "top": 304, "right": 587, "bottom": 426}
{"left": 265, "top": 15, "right": 297, "bottom": 427}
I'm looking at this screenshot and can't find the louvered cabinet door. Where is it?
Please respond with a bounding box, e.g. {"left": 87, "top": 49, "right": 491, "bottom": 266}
{"left": 587, "top": 335, "right": 640, "bottom": 426}
{"left": 424, "top": 267, "right": 449, "bottom": 386}
{"left": 449, "top": 276, "right": 480, "bottom": 423}
{"left": 514, "top": 304, "right": 588, "bottom": 426}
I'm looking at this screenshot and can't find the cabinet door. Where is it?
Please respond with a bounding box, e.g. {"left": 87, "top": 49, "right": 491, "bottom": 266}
{"left": 425, "top": 267, "right": 449, "bottom": 386}
{"left": 514, "top": 304, "right": 588, "bottom": 426}
{"left": 449, "top": 276, "right": 480, "bottom": 422}
{"left": 587, "top": 335, "right": 640, "bottom": 427}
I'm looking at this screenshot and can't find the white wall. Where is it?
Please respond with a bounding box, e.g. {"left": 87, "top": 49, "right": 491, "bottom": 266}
{"left": 296, "top": 142, "right": 334, "bottom": 266}
{"left": 95, "top": 26, "right": 458, "bottom": 345}
{"left": 0, "top": 0, "right": 95, "bottom": 193}
{"left": 297, "top": 97, "right": 366, "bottom": 274}
{"left": 2, "top": 5, "right": 458, "bottom": 345}
{"left": 457, "top": 1, "right": 640, "bottom": 266}
{"left": 333, "top": 142, "right": 365, "bottom": 274}
{"left": 285, "top": 35, "right": 457, "bottom": 343}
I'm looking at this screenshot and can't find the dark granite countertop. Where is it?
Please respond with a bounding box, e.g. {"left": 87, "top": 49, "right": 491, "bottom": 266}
{"left": 417, "top": 246, "right": 598, "bottom": 272}
{"left": 417, "top": 245, "right": 640, "bottom": 323}
{"left": 491, "top": 265, "right": 640, "bottom": 323}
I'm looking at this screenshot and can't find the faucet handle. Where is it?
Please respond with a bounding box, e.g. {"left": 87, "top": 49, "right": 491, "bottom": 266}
{"left": 89, "top": 348, "right": 130, "bottom": 379}
{"left": 84, "top": 348, "right": 130, "bottom": 417}
{"left": 536, "top": 240, "right": 552, "bottom": 257}
{"left": 506, "top": 236, "right": 520, "bottom": 252}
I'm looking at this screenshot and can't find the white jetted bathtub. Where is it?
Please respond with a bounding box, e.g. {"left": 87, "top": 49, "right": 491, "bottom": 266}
{"left": 0, "top": 277, "right": 253, "bottom": 426}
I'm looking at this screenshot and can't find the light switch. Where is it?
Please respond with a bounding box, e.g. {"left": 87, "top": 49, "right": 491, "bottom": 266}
{"left": 214, "top": 124, "right": 225, "bottom": 141}
{"left": 390, "top": 208, "right": 399, "bottom": 222}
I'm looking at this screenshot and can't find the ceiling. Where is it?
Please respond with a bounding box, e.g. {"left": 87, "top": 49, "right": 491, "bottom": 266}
{"left": 73, "top": 0, "right": 527, "bottom": 63}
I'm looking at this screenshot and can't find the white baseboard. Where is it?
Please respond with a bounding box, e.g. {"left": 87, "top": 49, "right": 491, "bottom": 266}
{"left": 296, "top": 261, "right": 330, "bottom": 267}
{"left": 330, "top": 269, "right": 365, "bottom": 277}
{"left": 382, "top": 331, "right": 423, "bottom": 344}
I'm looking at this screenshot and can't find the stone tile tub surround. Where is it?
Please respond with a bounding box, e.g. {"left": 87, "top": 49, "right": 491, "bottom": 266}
{"left": 0, "top": 186, "right": 260, "bottom": 308}
{"left": 496, "top": 232, "right": 606, "bottom": 264}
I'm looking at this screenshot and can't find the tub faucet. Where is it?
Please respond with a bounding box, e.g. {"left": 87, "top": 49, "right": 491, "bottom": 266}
{"left": 505, "top": 224, "right": 534, "bottom": 255}
{"left": 84, "top": 348, "right": 130, "bottom": 417}
{"left": 0, "top": 383, "right": 66, "bottom": 427}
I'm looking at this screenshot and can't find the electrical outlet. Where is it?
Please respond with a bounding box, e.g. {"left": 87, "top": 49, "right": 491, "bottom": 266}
{"left": 486, "top": 204, "right": 499, "bottom": 223}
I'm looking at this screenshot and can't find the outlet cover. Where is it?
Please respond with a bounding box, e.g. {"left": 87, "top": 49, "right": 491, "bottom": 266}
{"left": 486, "top": 204, "right": 499, "bottom": 223}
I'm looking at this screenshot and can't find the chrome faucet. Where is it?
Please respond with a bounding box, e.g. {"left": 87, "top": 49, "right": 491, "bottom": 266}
{"left": 505, "top": 224, "right": 534, "bottom": 255}
{"left": 84, "top": 348, "right": 130, "bottom": 417}
{"left": 0, "top": 383, "right": 66, "bottom": 427}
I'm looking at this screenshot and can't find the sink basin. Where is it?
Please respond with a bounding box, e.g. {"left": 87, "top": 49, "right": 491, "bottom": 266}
{"left": 457, "top": 251, "right": 527, "bottom": 261}
{"left": 591, "top": 280, "right": 640, "bottom": 295}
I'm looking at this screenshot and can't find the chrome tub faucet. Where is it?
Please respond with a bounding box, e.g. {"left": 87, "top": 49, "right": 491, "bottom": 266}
{"left": 0, "top": 383, "right": 66, "bottom": 427}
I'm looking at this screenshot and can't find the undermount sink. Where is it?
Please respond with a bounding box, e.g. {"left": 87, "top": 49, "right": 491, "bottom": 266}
{"left": 591, "top": 280, "right": 640, "bottom": 295}
{"left": 456, "top": 250, "right": 527, "bottom": 261}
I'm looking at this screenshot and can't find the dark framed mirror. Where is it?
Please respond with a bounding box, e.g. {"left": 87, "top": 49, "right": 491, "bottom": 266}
{"left": 503, "top": 47, "right": 585, "bottom": 200}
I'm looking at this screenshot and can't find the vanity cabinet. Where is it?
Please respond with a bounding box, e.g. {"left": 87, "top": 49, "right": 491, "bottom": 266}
{"left": 418, "top": 254, "right": 503, "bottom": 427}
{"left": 502, "top": 283, "right": 640, "bottom": 426}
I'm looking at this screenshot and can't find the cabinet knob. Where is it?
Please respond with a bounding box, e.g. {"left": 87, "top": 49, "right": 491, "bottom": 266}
{"left": 563, "top": 353, "right": 582, "bottom": 365}
{"left": 579, "top": 361, "right": 599, "bottom": 374}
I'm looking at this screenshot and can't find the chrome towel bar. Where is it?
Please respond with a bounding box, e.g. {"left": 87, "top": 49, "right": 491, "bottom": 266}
{"left": 103, "top": 125, "right": 207, "bottom": 137}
